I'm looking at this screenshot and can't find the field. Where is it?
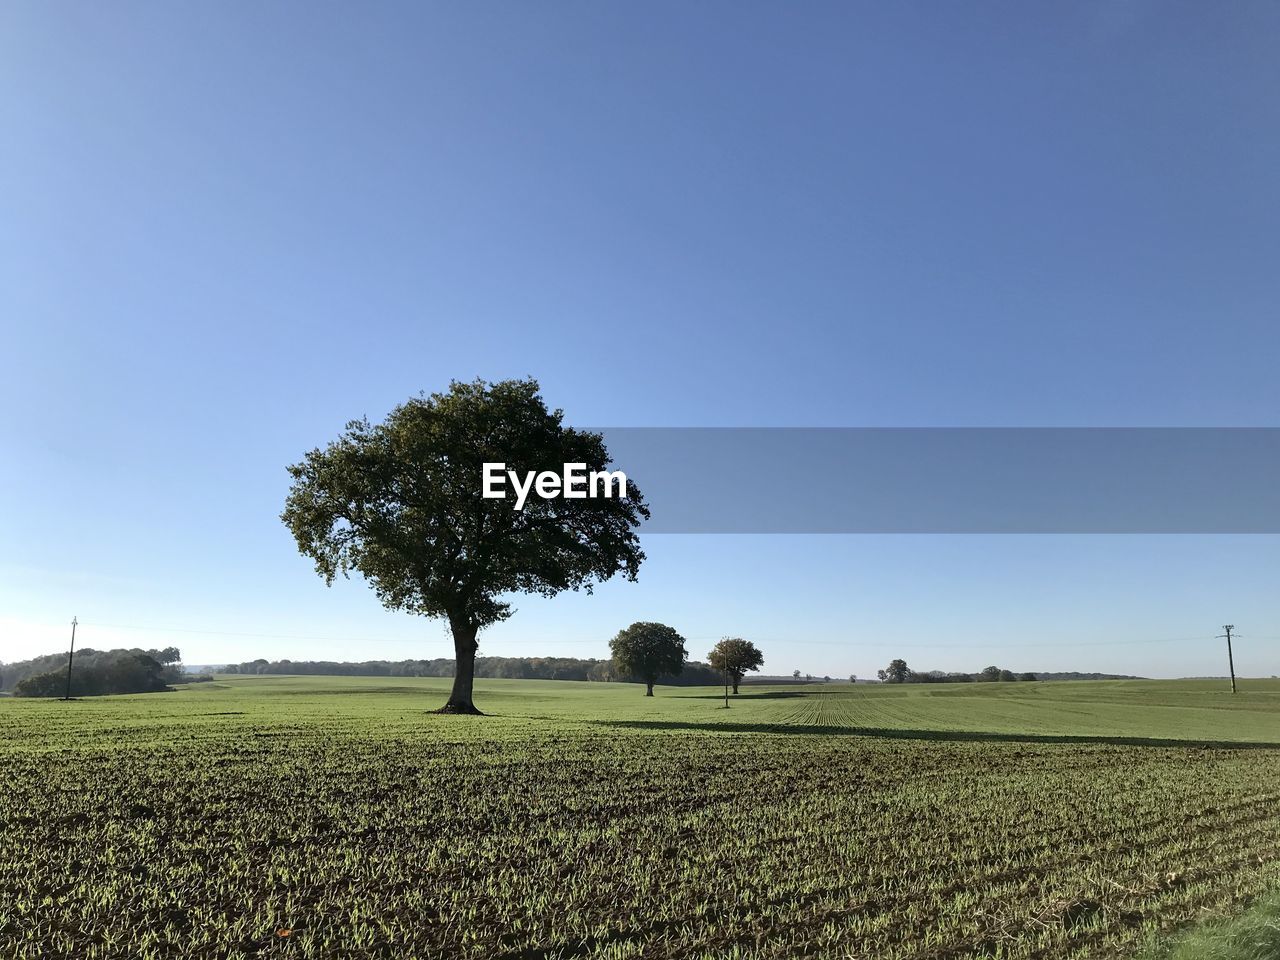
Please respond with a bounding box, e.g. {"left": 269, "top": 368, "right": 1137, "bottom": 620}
{"left": 3, "top": 676, "right": 1280, "bottom": 960}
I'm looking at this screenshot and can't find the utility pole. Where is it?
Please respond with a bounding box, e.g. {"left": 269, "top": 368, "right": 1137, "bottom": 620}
{"left": 63, "top": 616, "right": 78, "bottom": 701}
{"left": 1217, "top": 625, "right": 1238, "bottom": 694}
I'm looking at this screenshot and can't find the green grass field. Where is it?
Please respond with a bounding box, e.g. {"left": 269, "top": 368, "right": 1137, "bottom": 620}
{"left": 4, "top": 676, "right": 1280, "bottom": 959}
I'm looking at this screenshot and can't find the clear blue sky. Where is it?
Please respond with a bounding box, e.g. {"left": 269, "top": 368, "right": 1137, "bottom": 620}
{"left": 3, "top": 2, "right": 1279, "bottom": 677}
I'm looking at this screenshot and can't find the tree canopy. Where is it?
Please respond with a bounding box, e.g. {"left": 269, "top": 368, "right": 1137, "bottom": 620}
{"left": 610, "top": 622, "right": 687, "bottom": 696}
{"left": 281, "top": 378, "right": 649, "bottom": 713}
{"left": 875, "top": 659, "right": 1043, "bottom": 684}
{"left": 4, "top": 648, "right": 198, "bottom": 697}
{"left": 221, "top": 654, "right": 725, "bottom": 685}
{"left": 877, "top": 658, "right": 912, "bottom": 684}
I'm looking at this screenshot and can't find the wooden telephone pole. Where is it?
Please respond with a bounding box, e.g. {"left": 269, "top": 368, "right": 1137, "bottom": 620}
{"left": 1217, "top": 625, "right": 1237, "bottom": 694}
{"left": 63, "top": 616, "right": 78, "bottom": 701}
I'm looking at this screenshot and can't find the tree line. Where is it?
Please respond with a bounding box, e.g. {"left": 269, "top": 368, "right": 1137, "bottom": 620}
{"left": 223, "top": 653, "right": 724, "bottom": 686}
{"left": 876, "top": 659, "right": 1038, "bottom": 683}
{"left": 4, "top": 622, "right": 770, "bottom": 701}
{"left": 221, "top": 631, "right": 767, "bottom": 695}
{"left": 2, "top": 647, "right": 210, "bottom": 697}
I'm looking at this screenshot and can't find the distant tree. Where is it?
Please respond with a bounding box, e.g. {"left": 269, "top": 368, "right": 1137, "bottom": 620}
{"left": 14, "top": 671, "right": 63, "bottom": 697}
{"left": 877, "top": 659, "right": 911, "bottom": 684}
{"left": 792, "top": 669, "right": 801, "bottom": 680}
{"left": 282, "top": 378, "right": 649, "bottom": 714}
{"left": 1019, "top": 671, "right": 1037, "bottom": 682}
{"left": 13, "top": 651, "right": 168, "bottom": 698}
{"left": 154, "top": 646, "right": 181, "bottom": 665}
{"left": 103, "top": 653, "right": 167, "bottom": 693}
{"left": 214, "top": 654, "right": 730, "bottom": 684}
{"left": 849, "top": 674, "right": 857, "bottom": 683}
{"left": 805, "top": 673, "right": 813, "bottom": 682}
{"left": 587, "top": 661, "right": 615, "bottom": 682}
{"left": 707, "top": 638, "right": 765, "bottom": 695}
{"left": 978, "top": 665, "right": 1002, "bottom": 682}
{"left": 822, "top": 675, "right": 831, "bottom": 682}
{"left": 998, "top": 669, "right": 1016, "bottom": 682}
{"left": 610, "top": 622, "right": 687, "bottom": 696}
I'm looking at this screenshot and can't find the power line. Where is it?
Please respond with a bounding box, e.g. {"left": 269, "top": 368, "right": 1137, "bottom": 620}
{"left": 81, "top": 620, "right": 429, "bottom": 644}
{"left": 780, "top": 635, "right": 1211, "bottom": 649}
{"left": 70, "top": 620, "right": 1215, "bottom": 652}
{"left": 76, "top": 620, "right": 606, "bottom": 647}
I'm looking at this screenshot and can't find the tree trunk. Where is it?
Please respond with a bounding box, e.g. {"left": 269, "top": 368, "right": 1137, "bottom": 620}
{"left": 645, "top": 681, "right": 654, "bottom": 697}
{"left": 732, "top": 680, "right": 740, "bottom": 695}
{"left": 435, "top": 616, "right": 483, "bottom": 715}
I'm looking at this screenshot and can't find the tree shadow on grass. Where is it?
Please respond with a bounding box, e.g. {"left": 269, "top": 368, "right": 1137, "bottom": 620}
{"left": 676, "top": 690, "right": 807, "bottom": 701}
{"left": 587, "top": 718, "right": 1280, "bottom": 750}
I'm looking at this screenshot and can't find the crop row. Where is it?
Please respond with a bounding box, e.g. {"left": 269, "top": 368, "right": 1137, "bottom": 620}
{"left": 3, "top": 713, "right": 1280, "bottom": 959}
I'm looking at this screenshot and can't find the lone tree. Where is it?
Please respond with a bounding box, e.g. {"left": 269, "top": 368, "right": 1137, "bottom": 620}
{"left": 877, "top": 658, "right": 911, "bottom": 684}
{"left": 707, "top": 637, "right": 764, "bottom": 694}
{"left": 610, "top": 622, "right": 687, "bottom": 696}
{"left": 282, "top": 378, "right": 648, "bottom": 714}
